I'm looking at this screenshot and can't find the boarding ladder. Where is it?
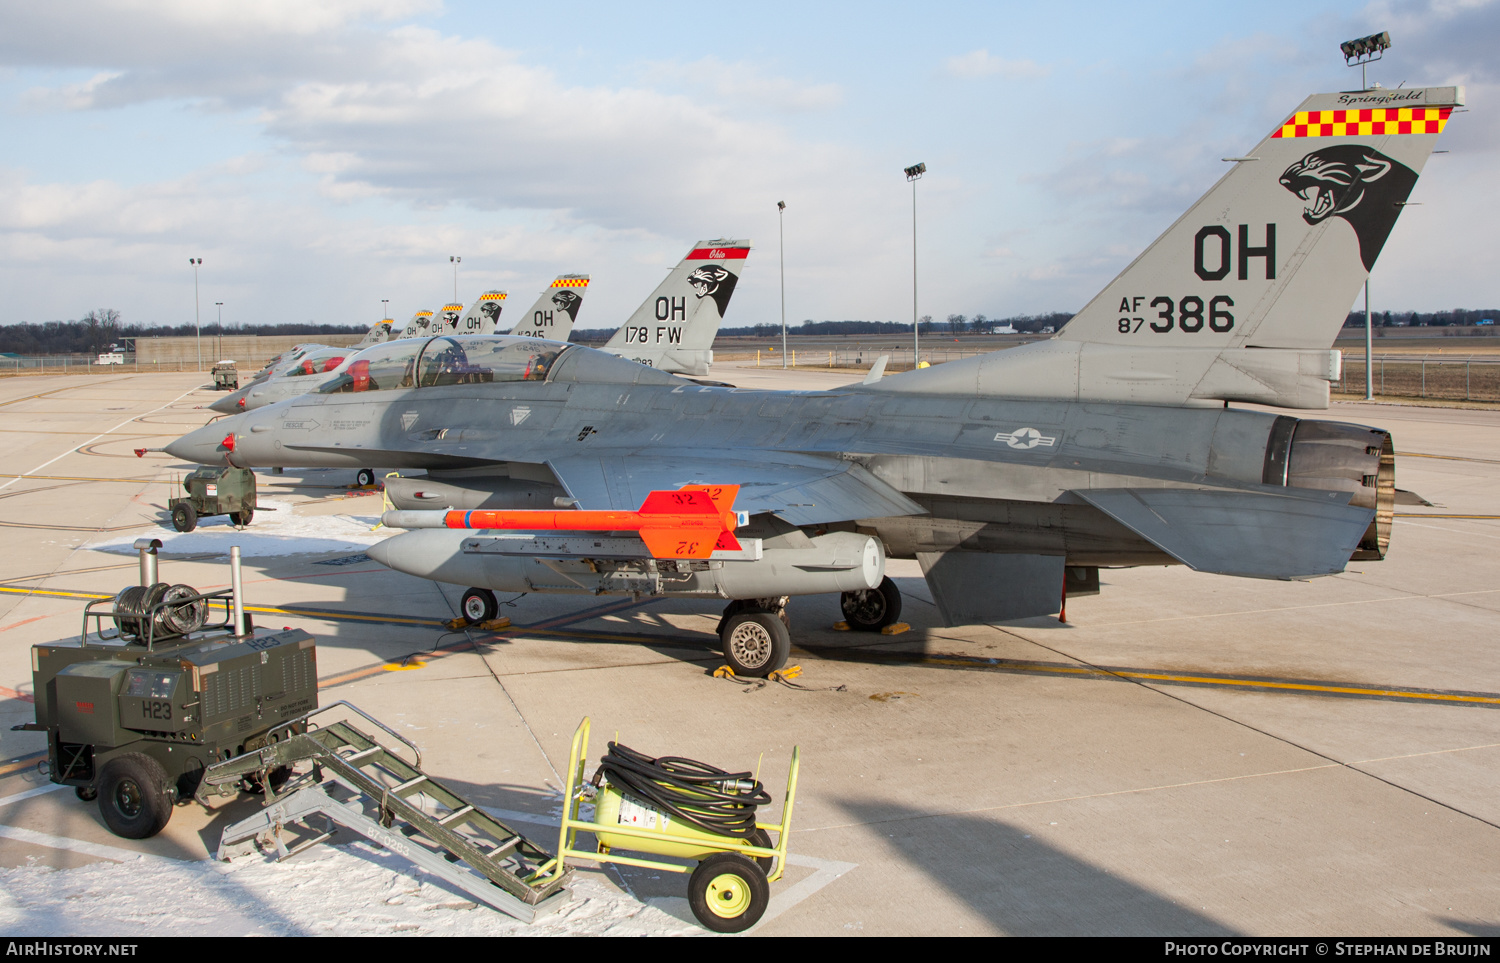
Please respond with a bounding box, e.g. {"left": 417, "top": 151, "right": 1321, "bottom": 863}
{"left": 205, "top": 702, "right": 571, "bottom": 922}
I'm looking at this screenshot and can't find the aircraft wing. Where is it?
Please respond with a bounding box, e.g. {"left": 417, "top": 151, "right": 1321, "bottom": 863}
{"left": 546, "top": 449, "right": 924, "bottom": 526}
{"left": 1073, "top": 487, "right": 1375, "bottom": 579}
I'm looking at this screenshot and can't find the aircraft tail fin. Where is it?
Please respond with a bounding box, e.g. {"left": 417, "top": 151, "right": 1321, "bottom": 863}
{"left": 434, "top": 303, "right": 465, "bottom": 334}
{"left": 509, "top": 275, "right": 590, "bottom": 339}
{"left": 873, "top": 87, "right": 1463, "bottom": 408}
{"left": 354, "top": 318, "right": 394, "bottom": 347}
{"left": 604, "top": 239, "right": 751, "bottom": 376}
{"left": 453, "top": 290, "right": 508, "bottom": 335}
{"left": 399, "top": 310, "right": 435, "bottom": 339}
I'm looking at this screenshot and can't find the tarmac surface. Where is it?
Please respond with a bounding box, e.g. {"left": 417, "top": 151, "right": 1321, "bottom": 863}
{"left": 1, "top": 365, "right": 1499, "bottom": 936}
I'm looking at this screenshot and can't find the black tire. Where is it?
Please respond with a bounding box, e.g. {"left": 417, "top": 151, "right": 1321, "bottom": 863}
{"left": 748, "top": 827, "right": 776, "bottom": 874}
{"left": 97, "top": 753, "right": 173, "bottom": 839}
{"left": 171, "top": 502, "right": 197, "bottom": 533}
{"left": 719, "top": 610, "right": 791, "bottom": 678}
{"left": 230, "top": 508, "right": 254, "bottom": 526}
{"left": 688, "top": 852, "right": 770, "bottom": 933}
{"left": 461, "top": 587, "right": 498, "bottom": 625}
{"left": 356, "top": 468, "right": 375, "bottom": 488}
{"left": 74, "top": 786, "right": 97, "bottom": 802}
{"left": 840, "top": 576, "right": 902, "bottom": 632}
{"left": 718, "top": 599, "right": 791, "bottom": 637}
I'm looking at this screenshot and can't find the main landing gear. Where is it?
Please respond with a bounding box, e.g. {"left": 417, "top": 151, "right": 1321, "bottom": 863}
{"left": 839, "top": 577, "right": 903, "bottom": 632}
{"left": 453, "top": 579, "right": 908, "bottom": 680}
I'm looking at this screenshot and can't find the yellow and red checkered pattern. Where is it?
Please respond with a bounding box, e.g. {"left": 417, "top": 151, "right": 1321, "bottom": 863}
{"left": 550, "top": 277, "right": 590, "bottom": 288}
{"left": 478, "top": 292, "right": 507, "bottom": 300}
{"left": 416, "top": 311, "right": 433, "bottom": 316}
{"left": 1272, "top": 107, "right": 1452, "bottom": 138}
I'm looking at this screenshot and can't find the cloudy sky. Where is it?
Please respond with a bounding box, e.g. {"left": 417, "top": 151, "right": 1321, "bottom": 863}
{"left": 1, "top": 0, "right": 1495, "bottom": 333}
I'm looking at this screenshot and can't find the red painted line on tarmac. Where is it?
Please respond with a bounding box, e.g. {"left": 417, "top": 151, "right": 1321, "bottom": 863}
{"left": 0, "top": 685, "right": 34, "bottom": 703}
{"left": 0, "top": 616, "right": 49, "bottom": 634}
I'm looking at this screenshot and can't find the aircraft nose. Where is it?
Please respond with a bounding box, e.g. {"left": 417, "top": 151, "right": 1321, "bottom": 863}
{"left": 164, "top": 419, "right": 237, "bottom": 465}
{"left": 208, "top": 390, "right": 247, "bottom": 414}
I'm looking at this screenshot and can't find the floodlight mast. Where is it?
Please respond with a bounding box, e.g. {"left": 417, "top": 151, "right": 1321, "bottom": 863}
{"left": 1340, "top": 29, "right": 1391, "bottom": 400}
{"left": 905, "top": 162, "right": 926, "bottom": 368}
{"left": 777, "top": 200, "right": 787, "bottom": 370}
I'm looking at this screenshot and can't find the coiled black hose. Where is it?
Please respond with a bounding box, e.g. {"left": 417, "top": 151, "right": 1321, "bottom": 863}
{"left": 597, "top": 742, "right": 772, "bottom": 840}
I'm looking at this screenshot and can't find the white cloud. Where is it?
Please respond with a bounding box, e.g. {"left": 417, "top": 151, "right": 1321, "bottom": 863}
{"left": 943, "top": 49, "right": 1049, "bottom": 81}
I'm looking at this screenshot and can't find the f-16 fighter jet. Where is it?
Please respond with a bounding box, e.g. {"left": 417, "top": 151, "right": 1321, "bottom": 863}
{"left": 170, "top": 86, "right": 1462, "bottom": 677}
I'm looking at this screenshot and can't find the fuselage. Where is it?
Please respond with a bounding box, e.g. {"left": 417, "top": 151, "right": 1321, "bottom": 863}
{"left": 168, "top": 337, "right": 1392, "bottom": 570}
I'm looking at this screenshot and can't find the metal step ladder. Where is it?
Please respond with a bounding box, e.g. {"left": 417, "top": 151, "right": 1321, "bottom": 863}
{"left": 206, "top": 703, "right": 571, "bottom": 922}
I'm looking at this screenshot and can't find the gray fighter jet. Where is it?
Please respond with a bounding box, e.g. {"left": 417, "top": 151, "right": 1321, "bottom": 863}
{"left": 168, "top": 86, "right": 1461, "bottom": 676}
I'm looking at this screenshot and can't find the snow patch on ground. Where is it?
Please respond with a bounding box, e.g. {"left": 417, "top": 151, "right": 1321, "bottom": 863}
{"left": 89, "top": 500, "right": 388, "bottom": 557}
{"left": 0, "top": 842, "right": 699, "bottom": 937}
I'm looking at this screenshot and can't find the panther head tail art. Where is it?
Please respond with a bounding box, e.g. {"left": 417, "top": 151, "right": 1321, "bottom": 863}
{"left": 1280, "top": 146, "right": 1418, "bottom": 271}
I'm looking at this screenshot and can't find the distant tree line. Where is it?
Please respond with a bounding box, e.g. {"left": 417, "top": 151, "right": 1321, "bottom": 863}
{"left": 1343, "top": 309, "right": 1500, "bottom": 328}
{"left": 0, "top": 314, "right": 365, "bottom": 355}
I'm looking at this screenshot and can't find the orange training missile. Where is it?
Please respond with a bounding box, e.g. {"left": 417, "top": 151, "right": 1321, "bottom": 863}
{"left": 426, "top": 485, "right": 741, "bottom": 559}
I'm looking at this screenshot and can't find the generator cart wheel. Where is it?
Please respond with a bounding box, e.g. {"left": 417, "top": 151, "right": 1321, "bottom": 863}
{"left": 74, "top": 786, "right": 97, "bottom": 802}
{"left": 356, "top": 468, "right": 376, "bottom": 488}
{"left": 840, "top": 576, "right": 902, "bottom": 632}
{"left": 748, "top": 827, "right": 776, "bottom": 873}
{"left": 97, "top": 753, "right": 173, "bottom": 839}
{"left": 171, "top": 502, "right": 197, "bottom": 533}
{"left": 461, "top": 587, "right": 498, "bottom": 625}
{"left": 688, "top": 852, "right": 770, "bottom": 933}
{"left": 230, "top": 508, "right": 254, "bottom": 527}
{"left": 719, "top": 610, "right": 790, "bottom": 678}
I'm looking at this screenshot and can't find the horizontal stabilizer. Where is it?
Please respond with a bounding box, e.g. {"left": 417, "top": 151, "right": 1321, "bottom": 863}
{"left": 918, "top": 552, "right": 1064, "bottom": 627}
{"left": 1074, "top": 487, "right": 1374, "bottom": 579}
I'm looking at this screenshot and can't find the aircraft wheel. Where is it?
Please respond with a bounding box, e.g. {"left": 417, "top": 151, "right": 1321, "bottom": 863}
{"left": 356, "top": 468, "right": 375, "bottom": 488}
{"left": 840, "top": 576, "right": 902, "bottom": 631}
{"left": 97, "top": 753, "right": 173, "bottom": 839}
{"left": 461, "top": 587, "right": 498, "bottom": 625}
{"left": 719, "top": 610, "right": 790, "bottom": 678}
{"left": 171, "top": 502, "right": 197, "bottom": 533}
{"left": 688, "top": 852, "right": 770, "bottom": 933}
{"left": 230, "top": 508, "right": 253, "bottom": 527}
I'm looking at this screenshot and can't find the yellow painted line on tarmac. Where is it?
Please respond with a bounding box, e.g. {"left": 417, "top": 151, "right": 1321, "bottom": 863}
{"left": 0, "top": 753, "right": 46, "bottom": 778}
{"left": 871, "top": 649, "right": 1500, "bottom": 707}
{"left": 0, "top": 474, "right": 165, "bottom": 484}
{"left": 0, "top": 587, "right": 110, "bottom": 601}
{"left": 1398, "top": 451, "right": 1500, "bottom": 465}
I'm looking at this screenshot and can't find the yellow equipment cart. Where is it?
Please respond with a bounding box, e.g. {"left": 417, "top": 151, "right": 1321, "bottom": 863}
{"left": 536, "top": 716, "right": 800, "bottom": 933}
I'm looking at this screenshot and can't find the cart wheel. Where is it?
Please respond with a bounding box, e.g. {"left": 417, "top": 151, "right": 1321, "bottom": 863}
{"left": 74, "top": 786, "right": 98, "bottom": 802}
{"left": 461, "top": 587, "right": 498, "bottom": 625}
{"left": 97, "top": 753, "right": 173, "bottom": 839}
{"left": 748, "top": 828, "right": 776, "bottom": 873}
{"left": 171, "top": 502, "right": 197, "bottom": 533}
{"left": 719, "top": 610, "right": 790, "bottom": 678}
{"left": 230, "top": 508, "right": 254, "bottom": 527}
{"left": 356, "top": 468, "right": 375, "bottom": 488}
{"left": 688, "top": 852, "right": 770, "bottom": 933}
{"left": 840, "top": 576, "right": 902, "bottom": 631}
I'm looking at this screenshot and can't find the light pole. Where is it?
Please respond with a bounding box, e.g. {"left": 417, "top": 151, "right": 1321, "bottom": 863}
{"left": 450, "top": 256, "right": 461, "bottom": 301}
{"left": 382, "top": 299, "right": 390, "bottom": 321}
{"left": 189, "top": 257, "right": 202, "bottom": 372}
{"left": 1341, "top": 31, "right": 1390, "bottom": 401}
{"left": 215, "top": 301, "right": 223, "bottom": 364}
{"left": 904, "top": 163, "right": 926, "bottom": 368}
{"left": 778, "top": 200, "right": 787, "bottom": 369}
